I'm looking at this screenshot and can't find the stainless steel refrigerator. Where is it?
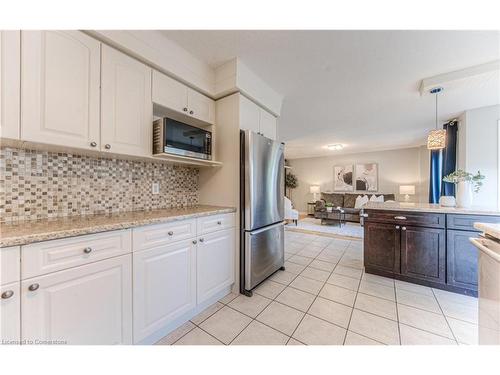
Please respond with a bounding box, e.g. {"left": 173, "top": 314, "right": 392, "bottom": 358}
{"left": 240, "top": 130, "right": 285, "bottom": 296}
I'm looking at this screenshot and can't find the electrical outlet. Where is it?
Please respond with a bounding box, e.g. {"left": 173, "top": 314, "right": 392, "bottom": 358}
{"left": 152, "top": 182, "right": 160, "bottom": 195}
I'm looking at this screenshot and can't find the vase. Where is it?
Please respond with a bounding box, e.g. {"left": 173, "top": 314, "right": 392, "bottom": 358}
{"left": 456, "top": 181, "right": 473, "bottom": 208}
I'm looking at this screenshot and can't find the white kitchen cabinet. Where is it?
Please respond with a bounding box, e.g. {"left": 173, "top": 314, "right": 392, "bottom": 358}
{"left": 101, "top": 45, "right": 152, "bottom": 157}
{"left": 1, "top": 282, "right": 20, "bottom": 344}
{"left": 152, "top": 69, "right": 215, "bottom": 125}
{"left": 1, "top": 246, "right": 20, "bottom": 285}
{"left": 0, "top": 31, "right": 20, "bottom": 140}
{"left": 259, "top": 107, "right": 277, "bottom": 140}
{"left": 187, "top": 88, "right": 215, "bottom": 124}
{"left": 21, "top": 254, "right": 132, "bottom": 345}
{"left": 239, "top": 94, "right": 277, "bottom": 140}
{"left": 152, "top": 69, "right": 188, "bottom": 114}
{"left": 21, "top": 31, "right": 101, "bottom": 150}
{"left": 133, "top": 239, "right": 196, "bottom": 343}
{"left": 197, "top": 228, "right": 235, "bottom": 305}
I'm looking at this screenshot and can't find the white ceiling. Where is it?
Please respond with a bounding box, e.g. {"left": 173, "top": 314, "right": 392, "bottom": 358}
{"left": 161, "top": 30, "right": 500, "bottom": 159}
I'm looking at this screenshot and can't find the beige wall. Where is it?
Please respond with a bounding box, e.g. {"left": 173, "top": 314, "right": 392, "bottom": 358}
{"left": 287, "top": 146, "right": 429, "bottom": 212}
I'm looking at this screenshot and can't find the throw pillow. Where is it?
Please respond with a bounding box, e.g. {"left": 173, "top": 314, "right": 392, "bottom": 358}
{"left": 369, "top": 194, "right": 384, "bottom": 203}
{"left": 355, "top": 195, "right": 369, "bottom": 208}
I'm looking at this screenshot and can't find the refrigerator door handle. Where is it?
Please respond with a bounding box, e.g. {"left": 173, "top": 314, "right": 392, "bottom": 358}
{"left": 249, "top": 221, "right": 286, "bottom": 235}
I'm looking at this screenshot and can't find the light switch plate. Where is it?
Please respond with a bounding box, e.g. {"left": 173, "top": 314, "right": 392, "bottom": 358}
{"left": 152, "top": 182, "right": 160, "bottom": 195}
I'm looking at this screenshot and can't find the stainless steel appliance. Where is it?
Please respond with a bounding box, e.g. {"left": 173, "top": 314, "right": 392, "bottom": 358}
{"left": 153, "top": 117, "right": 212, "bottom": 160}
{"left": 240, "top": 130, "right": 285, "bottom": 296}
{"left": 470, "top": 227, "right": 500, "bottom": 345}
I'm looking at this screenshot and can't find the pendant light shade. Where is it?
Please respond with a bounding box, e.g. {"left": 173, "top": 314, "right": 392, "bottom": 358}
{"left": 427, "top": 129, "right": 446, "bottom": 149}
{"left": 427, "top": 87, "right": 446, "bottom": 150}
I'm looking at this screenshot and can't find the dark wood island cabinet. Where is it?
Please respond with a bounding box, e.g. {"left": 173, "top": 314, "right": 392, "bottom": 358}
{"left": 363, "top": 204, "right": 500, "bottom": 296}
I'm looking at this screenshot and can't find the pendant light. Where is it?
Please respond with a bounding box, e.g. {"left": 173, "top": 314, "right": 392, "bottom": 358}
{"left": 427, "top": 87, "right": 446, "bottom": 150}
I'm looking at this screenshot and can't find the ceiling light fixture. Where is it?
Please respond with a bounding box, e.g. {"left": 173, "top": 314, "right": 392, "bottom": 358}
{"left": 427, "top": 87, "right": 446, "bottom": 150}
{"left": 327, "top": 144, "right": 343, "bottom": 151}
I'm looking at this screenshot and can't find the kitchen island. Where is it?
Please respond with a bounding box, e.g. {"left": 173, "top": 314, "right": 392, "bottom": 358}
{"left": 362, "top": 202, "right": 500, "bottom": 296}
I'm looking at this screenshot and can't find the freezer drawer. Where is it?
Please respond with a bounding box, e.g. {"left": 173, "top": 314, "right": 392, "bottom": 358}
{"left": 244, "top": 222, "right": 284, "bottom": 290}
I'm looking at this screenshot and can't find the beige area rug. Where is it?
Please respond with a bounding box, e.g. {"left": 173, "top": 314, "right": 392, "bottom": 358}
{"left": 286, "top": 217, "right": 364, "bottom": 240}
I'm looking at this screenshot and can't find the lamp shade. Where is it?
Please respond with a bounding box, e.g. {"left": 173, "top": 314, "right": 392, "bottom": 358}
{"left": 310, "top": 185, "right": 320, "bottom": 194}
{"left": 427, "top": 129, "right": 446, "bottom": 150}
{"left": 399, "top": 185, "right": 415, "bottom": 195}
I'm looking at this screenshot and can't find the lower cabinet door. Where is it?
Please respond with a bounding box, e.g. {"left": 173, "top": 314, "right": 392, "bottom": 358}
{"left": 447, "top": 229, "right": 478, "bottom": 292}
{"left": 197, "top": 228, "right": 235, "bottom": 305}
{"left": 133, "top": 240, "right": 196, "bottom": 343}
{"left": 401, "top": 226, "right": 446, "bottom": 284}
{"left": 1, "top": 282, "right": 20, "bottom": 344}
{"left": 363, "top": 221, "right": 400, "bottom": 274}
{"left": 21, "top": 255, "right": 132, "bottom": 345}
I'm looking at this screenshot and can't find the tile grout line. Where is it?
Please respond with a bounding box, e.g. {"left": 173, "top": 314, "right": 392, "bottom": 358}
{"left": 431, "top": 288, "right": 460, "bottom": 344}
{"left": 342, "top": 264, "right": 363, "bottom": 344}
{"left": 394, "top": 279, "right": 402, "bottom": 345}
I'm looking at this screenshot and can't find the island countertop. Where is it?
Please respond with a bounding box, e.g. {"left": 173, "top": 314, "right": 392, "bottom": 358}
{"left": 363, "top": 201, "right": 500, "bottom": 216}
{"left": 0, "top": 205, "right": 236, "bottom": 248}
{"left": 474, "top": 222, "right": 500, "bottom": 240}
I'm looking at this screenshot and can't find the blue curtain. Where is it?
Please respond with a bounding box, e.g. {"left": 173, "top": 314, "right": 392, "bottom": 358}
{"left": 441, "top": 120, "right": 458, "bottom": 196}
{"left": 429, "top": 150, "right": 443, "bottom": 203}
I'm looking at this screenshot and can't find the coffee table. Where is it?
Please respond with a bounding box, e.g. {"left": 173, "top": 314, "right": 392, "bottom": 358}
{"left": 315, "top": 208, "right": 346, "bottom": 227}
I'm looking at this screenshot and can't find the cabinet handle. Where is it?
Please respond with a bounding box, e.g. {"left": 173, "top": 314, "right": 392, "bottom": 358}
{"left": 395, "top": 225, "right": 400, "bottom": 229}
{"left": 183, "top": 107, "right": 188, "bottom": 112}
{"left": 360, "top": 213, "right": 368, "bottom": 218}
{"left": 192, "top": 240, "right": 197, "bottom": 244}
{"left": 90, "top": 141, "right": 97, "bottom": 147}
{"left": 394, "top": 216, "right": 407, "bottom": 220}
{"left": 189, "top": 110, "right": 194, "bottom": 115}
{"left": 168, "top": 231, "right": 174, "bottom": 236}
{"left": 402, "top": 227, "right": 407, "bottom": 231}
{"left": 83, "top": 247, "right": 93, "bottom": 254}
{"left": 28, "top": 283, "right": 40, "bottom": 292}
{"left": 104, "top": 144, "right": 111, "bottom": 150}
{"left": 199, "top": 238, "right": 204, "bottom": 243}
{"left": 217, "top": 221, "right": 222, "bottom": 225}
{"left": 1, "top": 290, "right": 14, "bottom": 299}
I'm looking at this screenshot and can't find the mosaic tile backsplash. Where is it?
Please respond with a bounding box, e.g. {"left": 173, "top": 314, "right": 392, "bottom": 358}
{"left": 0, "top": 147, "right": 200, "bottom": 223}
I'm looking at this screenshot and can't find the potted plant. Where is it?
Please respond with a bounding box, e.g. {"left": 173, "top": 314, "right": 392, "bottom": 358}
{"left": 443, "top": 170, "right": 485, "bottom": 208}
{"left": 325, "top": 202, "right": 334, "bottom": 213}
{"left": 285, "top": 173, "right": 298, "bottom": 200}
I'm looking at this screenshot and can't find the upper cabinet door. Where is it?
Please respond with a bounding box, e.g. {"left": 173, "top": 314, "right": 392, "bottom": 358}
{"left": 0, "top": 31, "right": 20, "bottom": 140}
{"left": 21, "top": 31, "right": 100, "bottom": 149}
{"left": 259, "top": 108, "right": 277, "bottom": 140}
{"left": 101, "top": 45, "right": 152, "bottom": 157}
{"left": 152, "top": 69, "right": 188, "bottom": 114}
{"left": 187, "top": 88, "right": 215, "bottom": 125}
{"left": 239, "top": 95, "right": 260, "bottom": 133}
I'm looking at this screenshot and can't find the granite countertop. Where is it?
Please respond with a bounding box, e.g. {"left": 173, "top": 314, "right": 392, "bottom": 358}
{"left": 474, "top": 222, "right": 500, "bottom": 240}
{"left": 363, "top": 201, "right": 500, "bottom": 216}
{"left": 0, "top": 205, "right": 236, "bottom": 247}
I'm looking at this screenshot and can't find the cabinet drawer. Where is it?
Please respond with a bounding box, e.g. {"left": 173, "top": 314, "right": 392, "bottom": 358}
{"left": 364, "top": 210, "right": 445, "bottom": 228}
{"left": 447, "top": 214, "right": 500, "bottom": 232}
{"left": 197, "top": 213, "right": 236, "bottom": 235}
{"left": 1, "top": 246, "right": 20, "bottom": 285}
{"left": 21, "top": 230, "right": 132, "bottom": 279}
{"left": 133, "top": 219, "right": 197, "bottom": 252}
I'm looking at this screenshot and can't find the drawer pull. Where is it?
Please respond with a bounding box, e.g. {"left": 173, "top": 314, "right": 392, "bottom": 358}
{"left": 402, "top": 227, "right": 407, "bottom": 231}
{"left": 395, "top": 225, "right": 400, "bottom": 229}
{"left": 28, "top": 283, "right": 40, "bottom": 292}
{"left": 394, "top": 216, "right": 407, "bottom": 220}
{"left": 168, "top": 231, "right": 174, "bottom": 236}
{"left": 83, "top": 247, "right": 93, "bottom": 254}
{"left": 217, "top": 221, "right": 222, "bottom": 225}
{"left": 1, "top": 290, "right": 14, "bottom": 299}
{"left": 192, "top": 240, "right": 197, "bottom": 244}
{"left": 199, "top": 238, "right": 204, "bottom": 243}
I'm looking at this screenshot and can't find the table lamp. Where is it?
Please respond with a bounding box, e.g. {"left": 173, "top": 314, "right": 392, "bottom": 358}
{"left": 399, "top": 185, "right": 415, "bottom": 202}
{"left": 310, "top": 185, "right": 320, "bottom": 201}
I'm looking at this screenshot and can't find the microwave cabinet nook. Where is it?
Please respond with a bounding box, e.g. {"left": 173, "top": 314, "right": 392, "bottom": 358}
{"left": 363, "top": 208, "right": 500, "bottom": 296}
{"left": 0, "top": 210, "right": 236, "bottom": 345}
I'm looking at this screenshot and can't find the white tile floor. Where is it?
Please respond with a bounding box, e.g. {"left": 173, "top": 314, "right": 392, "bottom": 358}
{"left": 156, "top": 230, "right": 479, "bottom": 345}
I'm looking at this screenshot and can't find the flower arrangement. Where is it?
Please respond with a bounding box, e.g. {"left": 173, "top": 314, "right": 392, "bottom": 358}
{"left": 443, "top": 170, "right": 485, "bottom": 193}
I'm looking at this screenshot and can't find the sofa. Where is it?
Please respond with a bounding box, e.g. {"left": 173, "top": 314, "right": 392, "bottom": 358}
{"left": 314, "top": 192, "right": 395, "bottom": 223}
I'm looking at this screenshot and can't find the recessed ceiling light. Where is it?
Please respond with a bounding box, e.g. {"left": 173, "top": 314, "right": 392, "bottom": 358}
{"left": 326, "top": 144, "right": 343, "bottom": 151}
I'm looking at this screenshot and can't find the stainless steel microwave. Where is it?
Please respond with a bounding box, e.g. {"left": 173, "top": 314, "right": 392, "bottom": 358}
{"left": 153, "top": 118, "right": 212, "bottom": 160}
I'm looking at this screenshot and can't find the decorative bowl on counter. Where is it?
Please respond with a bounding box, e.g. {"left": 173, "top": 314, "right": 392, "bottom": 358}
{"left": 439, "top": 196, "right": 456, "bottom": 207}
